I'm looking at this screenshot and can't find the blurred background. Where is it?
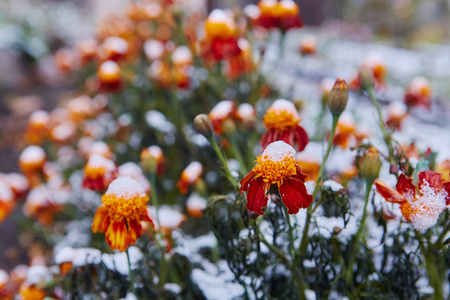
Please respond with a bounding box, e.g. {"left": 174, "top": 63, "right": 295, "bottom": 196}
{"left": 1, "top": 0, "right": 450, "bottom": 270}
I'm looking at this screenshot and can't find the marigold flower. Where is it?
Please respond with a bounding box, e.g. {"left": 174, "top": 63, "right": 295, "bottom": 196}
{"left": 143, "top": 39, "right": 165, "bottom": 62}
{"left": 19, "top": 284, "right": 46, "bottom": 300}
{"left": 209, "top": 100, "right": 237, "bottom": 134}
{"left": 140, "top": 145, "right": 164, "bottom": 174}
{"left": 257, "top": 0, "right": 302, "bottom": 31}
{"left": 92, "top": 176, "right": 154, "bottom": 251}
{"left": 2, "top": 173, "right": 29, "bottom": 199}
{"left": 23, "top": 184, "right": 65, "bottom": 226}
{"left": 54, "top": 48, "right": 79, "bottom": 73}
{"left": 75, "top": 39, "right": 98, "bottom": 66}
{"left": 99, "top": 36, "right": 129, "bottom": 62}
{"left": 118, "top": 162, "right": 151, "bottom": 194}
{"left": 50, "top": 121, "right": 77, "bottom": 144}
{"left": 299, "top": 35, "right": 317, "bottom": 55}
{"left": 225, "top": 38, "right": 255, "bottom": 79}
{"left": 19, "top": 146, "right": 46, "bottom": 175}
{"left": 261, "top": 99, "right": 309, "bottom": 151}
{"left": 0, "top": 269, "right": 10, "bottom": 299}
{"left": 25, "top": 110, "right": 50, "bottom": 145}
{"left": 177, "top": 161, "right": 203, "bottom": 194}
{"left": 350, "top": 54, "right": 386, "bottom": 90}
{"left": 186, "top": 193, "right": 207, "bottom": 218}
{"left": 240, "top": 141, "right": 313, "bottom": 215}
{"left": 375, "top": 171, "right": 450, "bottom": 231}
{"left": 404, "top": 76, "right": 432, "bottom": 109}
{"left": 0, "top": 181, "right": 15, "bottom": 223}
{"left": 436, "top": 159, "right": 450, "bottom": 181}
{"left": 97, "top": 60, "right": 122, "bottom": 91}
{"left": 386, "top": 101, "right": 409, "bottom": 130}
{"left": 66, "top": 95, "right": 95, "bottom": 122}
{"left": 82, "top": 154, "right": 117, "bottom": 191}
{"left": 236, "top": 103, "right": 256, "bottom": 129}
{"left": 332, "top": 114, "right": 366, "bottom": 149}
{"left": 86, "top": 141, "right": 113, "bottom": 159}
{"left": 202, "top": 9, "right": 241, "bottom": 62}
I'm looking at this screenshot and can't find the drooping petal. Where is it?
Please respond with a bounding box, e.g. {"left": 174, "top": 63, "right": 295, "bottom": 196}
{"left": 105, "top": 220, "right": 129, "bottom": 251}
{"left": 418, "top": 170, "right": 443, "bottom": 191}
{"left": 279, "top": 178, "right": 313, "bottom": 214}
{"left": 294, "top": 165, "right": 308, "bottom": 182}
{"left": 239, "top": 171, "right": 257, "bottom": 194}
{"left": 127, "top": 218, "right": 143, "bottom": 246}
{"left": 294, "top": 125, "right": 309, "bottom": 152}
{"left": 91, "top": 206, "right": 110, "bottom": 233}
{"left": 375, "top": 179, "right": 405, "bottom": 203}
{"left": 395, "top": 173, "right": 415, "bottom": 199}
{"left": 261, "top": 128, "right": 276, "bottom": 149}
{"left": 400, "top": 202, "right": 412, "bottom": 222}
{"left": 246, "top": 177, "right": 268, "bottom": 215}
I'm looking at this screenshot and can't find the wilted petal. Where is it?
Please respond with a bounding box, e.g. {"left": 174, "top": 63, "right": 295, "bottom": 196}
{"left": 395, "top": 174, "right": 415, "bottom": 199}
{"left": 239, "top": 171, "right": 256, "bottom": 194}
{"left": 418, "top": 170, "right": 443, "bottom": 191}
{"left": 375, "top": 180, "right": 405, "bottom": 203}
{"left": 246, "top": 177, "right": 268, "bottom": 215}
{"left": 279, "top": 178, "right": 313, "bottom": 214}
{"left": 294, "top": 125, "right": 309, "bottom": 152}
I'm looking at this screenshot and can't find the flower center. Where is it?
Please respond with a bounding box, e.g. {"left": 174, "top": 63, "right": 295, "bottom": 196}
{"left": 102, "top": 194, "right": 149, "bottom": 219}
{"left": 263, "top": 108, "right": 300, "bottom": 131}
{"left": 253, "top": 155, "right": 297, "bottom": 186}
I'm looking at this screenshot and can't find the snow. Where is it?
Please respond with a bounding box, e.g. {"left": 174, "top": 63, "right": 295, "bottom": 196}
{"left": 209, "top": 100, "right": 234, "bottom": 120}
{"left": 145, "top": 110, "right": 176, "bottom": 133}
{"left": 208, "top": 9, "right": 233, "bottom": 25}
{"left": 408, "top": 181, "right": 447, "bottom": 231}
{"left": 187, "top": 192, "right": 207, "bottom": 210}
{"left": 164, "top": 283, "right": 181, "bottom": 294}
{"left": 51, "top": 121, "right": 76, "bottom": 141}
{"left": 99, "top": 60, "right": 120, "bottom": 75}
{"left": 55, "top": 247, "right": 77, "bottom": 264}
{"left": 151, "top": 205, "right": 185, "bottom": 229}
{"left": 102, "top": 37, "right": 129, "bottom": 54}
{"left": 88, "top": 141, "right": 110, "bottom": 157}
{"left": 29, "top": 110, "right": 50, "bottom": 126}
{"left": 86, "top": 154, "right": 116, "bottom": 171}
{"left": 144, "top": 39, "right": 165, "bottom": 61}
{"left": 183, "top": 161, "right": 203, "bottom": 180}
{"left": 101, "top": 246, "right": 143, "bottom": 275}
{"left": 0, "top": 270, "right": 8, "bottom": 284}
{"left": 26, "top": 265, "right": 51, "bottom": 285}
{"left": 105, "top": 176, "right": 147, "bottom": 199}
{"left": 409, "top": 76, "right": 430, "bottom": 95}
{"left": 237, "top": 103, "right": 255, "bottom": 119}
{"left": 261, "top": 141, "right": 296, "bottom": 162}
{"left": 19, "top": 145, "right": 45, "bottom": 164}
{"left": 147, "top": 145, "right": 163, "bottom": 160}
{"left": 172, "top": 46, "right": 192, "bottom": 65}
{"left": 323, "top": 180, "right": 344, "bottom": 192}
{"left": 118, "top": 162, "right": 151, "bottom": 192}
{"left": 296, "top": 142, "right": 323, "bottom": 163}
{"left": 243, "top": 4, "right": 260, "bottom": 19}
{"left": 386, "top": 101, "right": 407, "bottom": 117}
{"left": 270, "top": 99, "right": 298, "bottom": 116}
{"left": 0, "top": 181, "right": 14, "bottom": 202}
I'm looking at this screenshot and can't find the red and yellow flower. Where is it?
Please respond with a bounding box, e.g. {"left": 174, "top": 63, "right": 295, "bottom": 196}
{"left": 82, "top": 154, "right": 118, "bottom": 191}
{"left": 25, "top": 110, "right": 51, "bottom": 145}
{"left": 19, "top": 284, "right": 46, "bottom": 300}
{"left": 0, "top": 181, "right": 15, "bottom": 223}
{"left": 177, "top": 161, "right": 203, "bottom": 194}
{"left": 385, "top": 101, "right": 409, "bottom": 130}
{"left": 375, "top": 171, "right": 450, "bottom": 231}
{"left": 261, "top": 99, "right": 309, "bottom": 152}
{"left": 299, "top": 35, "right": 317, "bottom": 55}
{"left": 257, "top": 0, "right": 303, "bottom": 31}
{"left": 350, "top": 54, "right": 387, "bottom": 90}
{"left": 404, "top": 76, "right": 432, "bottom": 109}
{"left": 209, "top": 100, "right": 237, "bottom": 134}
{"left": 97, "top": 60, "right": 122, "bottom": 91}
{"left": 239, "top": 141, "right": 313, "bottom": 215}
{"left": 92, "top": 176, "right": 154, "bottom": 251}
{"left": 140, "top": 145, "right": 164, "bottom": 174}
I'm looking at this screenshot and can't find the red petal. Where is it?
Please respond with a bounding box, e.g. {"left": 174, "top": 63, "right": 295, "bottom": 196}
{"left": 246, "top": 177, "right": 268, "bottom": 215}
{"left": 395, "top": 173, "right": 415, "bottom": 198}
{"left": 443, "top": 182, "right": 450, "bottom": 205}
{"left": 375, "top": 179, "right": 405, "bottom": 203}
{"left": 294, "top": 125, "right": 309, "bottom": 152}
{"left": 261, "top": 129, "right": 276, "bottom": 149}
{"left": 105, "top": 220, "right": 129, "bottom": 251}
{"left": 127, "top": 219, "right": 143, "bottom": 246}
{"left": 92, "top": 206, "right": 110, "bottom": 233}
{"left": 280, "top": 130, "right": 295, "bottom": 148}
{"left": 418, "top": 170, "right": 443, "bottom": 191}
{"left": 279, "top": 178, "right": 313, "bottom": 214}
{"left": 239, "top": 171, "right": 256, "bottom": 194}
{"left": 294, "top": 165, "right": 308, "bottom": 182}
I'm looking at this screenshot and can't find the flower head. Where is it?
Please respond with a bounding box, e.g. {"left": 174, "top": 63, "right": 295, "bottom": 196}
{"left": 177, "top": 161, "right": 203, "bottom": 194}
{"left": 0, "top": 181, "right": 15, "bottom": 223}
{"left": 140, "top": 145, "right": 164, "bottom": 174}
{"left": 92, "top": 176, "right": 153, "bottom": 251}
{"left": 404, "top": 76, "right": 432, "bottom": 109}
{"left": 261, "top": 99, "right": 309, "bottom": 151}
{"left": 209, "top": 100, "right": 237, "bottom": 134}
{"left": 97, "top": 60, "right": 122, "bottom": 91}
{"left": 82, "top": 154, "right": 117, "bottom": 191}
{"left": 19, "top": 146, "right": 46, "bottom": 175}
{"left": 240, "top": 141, "right": 313, "bottom": 215}
{"left": 375, "top": 171, "right": 450, "bottom": 231}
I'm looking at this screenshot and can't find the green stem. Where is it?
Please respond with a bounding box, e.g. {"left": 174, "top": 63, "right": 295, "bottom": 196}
{"left": 415, "top": 231, "right": 444, "bottom": 300}
{"left": 345, "top": 179, "right": 373, "bottom": 288}
{"left": 126, "top": 248, "right": 136, "bottom": 294}
{"left": 434, "top": 222, "right": 450, "bottom": 247}
{"left": 366, "top": 87, "right": 395, "bottom": 165}
{"left": 208, "top": 136, "right": 239, "bottom": 189}
{"left": 258, "top": 227, "right": 289, "bottom": 264}
{"left": 298, "top": 114, "right": 340, "bottom": 254}
{"left": 283, "top": 205, "right": 295, "bottom": 256}
{"left": 228, "top": 134, "right": 249, "bottom": 175}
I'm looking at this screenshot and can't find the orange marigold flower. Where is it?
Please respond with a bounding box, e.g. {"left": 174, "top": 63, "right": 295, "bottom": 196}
{"left": 82, "top": 154, "right": 117, "bottom": 191}
{"left": 118, "top": 162, "right": 151, "bottom": 194}
{"left": 177, "top": 161, "right": 203, "bottom": 194}
{"left": 257, "top": 0, "right": 302, "bottom": 31}
{"left": 92, "top": 176, "right": 154, "bottom": 252}
{"left": 99, "top": 36, "right": 129, "bottom": 62}
{"left": 299, "top": 35, "right": 317, "bottom": 55}
{"left": 19, "top": 146, "right": 46, "bottom": 175}
{"left": 0, "top": 181, "right": 15, "bottom": 223}
{"left": 2, "top": 173, "right": 29, "bottom": 199}
{"left": 385, "top": 101, "right": 409, "bottom": 130}
{"left": 19, "top": 284, "right": 46, "bottom": 300}
{"left": 202, "top": 9, "right": 241, "bottom": 62}
{"left": 375, "top": 171, "right": 450, "bottom": 231}
{"left": 140, "top": 145, "right": 164, "bottom": 174}
{"left": 23, "top": 184, "right": 65, "bottom": 226}
{"left": 240, "top": 141, "right": 313, "bottom": 215}
{"left": 97, "top": 60, "right": 122, "bottom": 92}
{"left": 25, "top": 110, "right": 50, "bottom": 145}
{"left": 261, "top": 99, "right": 309, "bottom": 151}
{"left": 404, "top": 76, "right": 432, "bottom": 109}
{"left": 186, "top": 193, "right": 207, "bottom": 218}
{"left": 350, "top": 54, "right": 386, "bottom": 90}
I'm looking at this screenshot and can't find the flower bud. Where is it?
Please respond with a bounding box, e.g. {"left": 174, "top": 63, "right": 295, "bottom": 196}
{"left": 327, "top": 79, "right": 348, "bottom": 117}
{"left": 359, "top": 147, "right": 382, "bottom": 181}
{"left": 357, "top": 67, "right": 374, "bottom": 90}
{"left": 193, "top": 114, "right": 214, "bottom": 138}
